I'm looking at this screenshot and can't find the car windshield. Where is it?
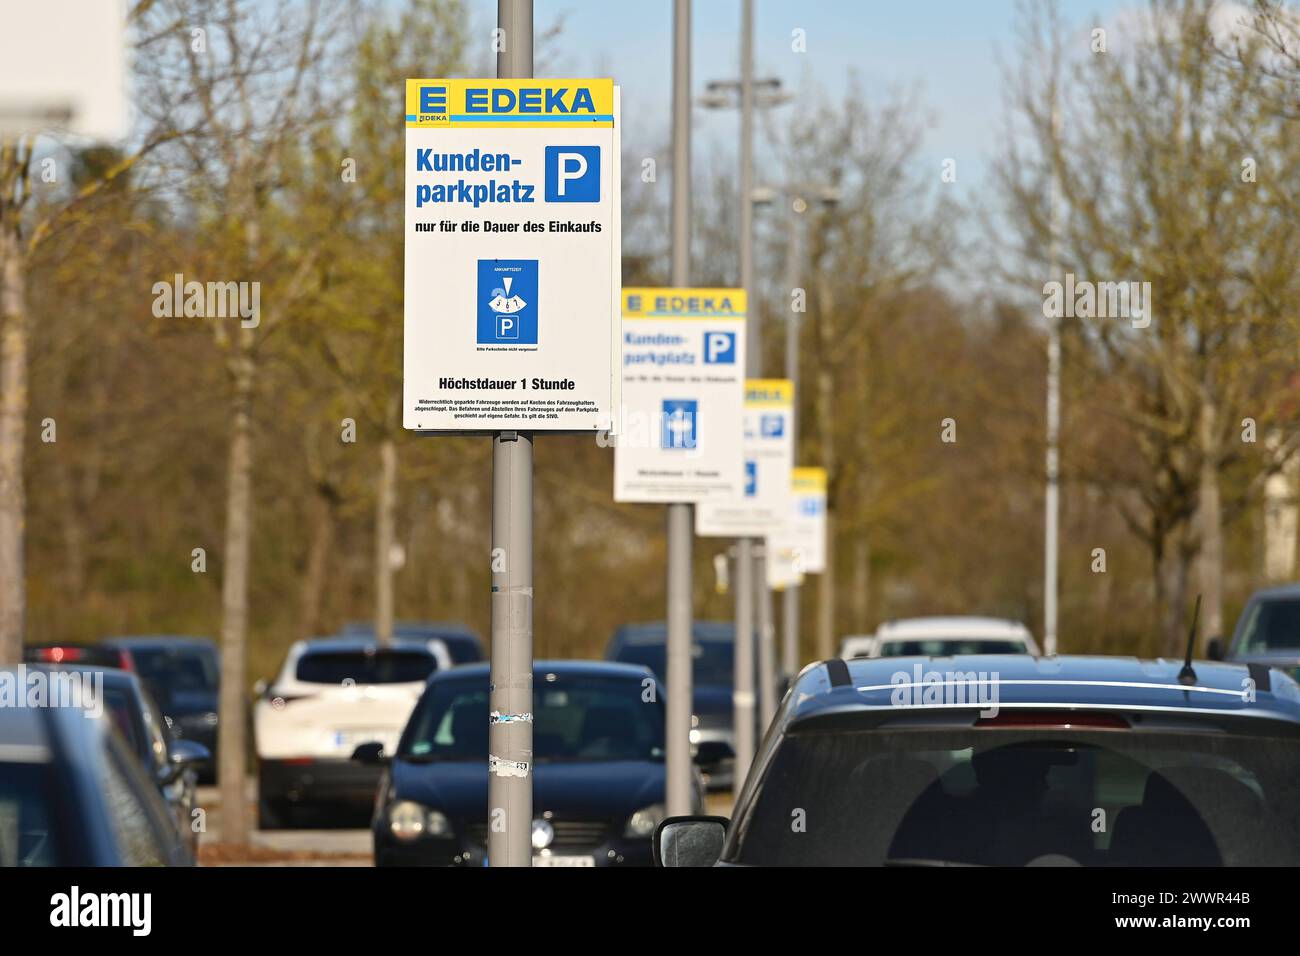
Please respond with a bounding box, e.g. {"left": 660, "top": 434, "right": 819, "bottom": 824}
{"left": 879, "top": 639, "right": 1027, "bottom": 657}
{"left": 613, "top": 640, "right": 733, "bottom": 687}
{"left": 0, "top": 761, "right": 65, "bottom": 866}
{"left": 728, "top": 727, "right": 1300, "bottom": 866}
{"left": 296, "top": 649, "right": 437, "bottom": 685}
{"left": 1237, "top": 599, "right": 1300, "bottom": 653}
{"left": 400, "top": 675, "right": 665, "bottom": 762}
{"left": 129, "top": 647, "right": 218, "bottom": 694}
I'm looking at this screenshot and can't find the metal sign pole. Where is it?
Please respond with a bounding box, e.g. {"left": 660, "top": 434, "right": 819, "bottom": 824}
{"left": 756, "top": 543, "right": 776, "bottom": 729}
{"left": 664, "top": 0, "right": 694, "bottom": 819}
{"left": 731, "top": 0, "right": 758, "bottom": 790}
{"left": 488, "top": 0, "right": 534, "bottom": 868}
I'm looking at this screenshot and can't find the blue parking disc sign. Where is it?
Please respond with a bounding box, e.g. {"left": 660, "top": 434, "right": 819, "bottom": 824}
{"left": 477, "top": 259, "right": 538, "bottom": 344}
{"left": 661, "top": 399, "right": 699, "bottom": 449}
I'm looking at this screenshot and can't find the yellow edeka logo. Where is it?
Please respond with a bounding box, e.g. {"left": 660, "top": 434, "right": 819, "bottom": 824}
{"left": 745, "top": 379, "right": 794, "bottom": 406}
{"left": 405, "top": 79, "right": 614, "bottom": 125}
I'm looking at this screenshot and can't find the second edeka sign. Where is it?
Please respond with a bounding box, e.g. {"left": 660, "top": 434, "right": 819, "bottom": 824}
{"left": 613, "top": 288, "right": 747, "bottom": 503}
{"left": 402, "top": 78, "right": 621, "bottom": 432}
{"left": 696, "top": 379, "right": 795, "bottom": 537}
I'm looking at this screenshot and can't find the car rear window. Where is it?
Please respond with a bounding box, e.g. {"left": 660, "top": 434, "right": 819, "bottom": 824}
{"left": 0, "top": 762, "right": 66, "bottom": 866}
{"left": 879, "top": 639, "right": 1027, "bottom": 656}
{"left": 296, "top": 650, "right": 436, "bottom": 685}
{"left": 1238, "top": 598, "right": 1300, "bottom": 653}
{"left": 729, "top": 727, "right": 1300, "bottom": 866}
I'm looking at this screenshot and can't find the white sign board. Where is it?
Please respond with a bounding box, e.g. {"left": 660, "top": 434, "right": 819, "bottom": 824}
{"left": 613, "top": 288, "right": 747, "bottom": 503}
{"left": 696, "top": 380, "right": 795, "bottom": 537}
{"left": 403, "top": 79, "right": 620, "bottom": 432}
{"left": 767, "top": 467, "right": 828, "bottom": 588}
{"left": 0, "top": 0, "right": 128, "bottom": 140}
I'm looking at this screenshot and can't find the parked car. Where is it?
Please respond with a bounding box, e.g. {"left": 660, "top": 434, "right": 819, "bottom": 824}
{"left": 102, "top": 636, "right": 220, "bottom": 782}
{"left": 341, "top": 621, "right": 484, "bottom": 664}
{"left": 364, "top": 660, "right": 703, "bottom": 866}
{"left": 41, "top": 664, "right": 209, "bottom": 854}
{"left": 605, "top": 621, "right": 737, "bottom": 789}
{"left": 1209, "top": 584, "right": 1300, "bottom": 683}
{"left": 254, "top": 635, "right": 452, "bottom": 828}
{"left": 838, "top": 616, "right": 1040, "bottom": 659}
{"left": 655, "top": 654, "right": 1300, "bottom": 866}
{"left": 23, "top": 642, "right": 133, "bottom": 670}
{"left": 0, "top": 667, "right": 194, "bottom": 866}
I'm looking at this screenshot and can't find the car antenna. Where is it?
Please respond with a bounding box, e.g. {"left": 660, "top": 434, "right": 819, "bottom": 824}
{"left": 1178, "top": 594, "right": 1202, "bottom": 686}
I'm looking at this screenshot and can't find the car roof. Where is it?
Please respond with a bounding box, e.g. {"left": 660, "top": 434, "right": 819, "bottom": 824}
{"left": 301, "top": 635, "right": 445, "bottom": 653}
{"left": 610, "top": 621, "right": 734, "bottom": 645}
{"left": 102, "top": 635, "right": 216, "bottom": 650}
{"left": 31, "top": 663, "right": 140, "bottom": 692}
{"left": 430, "top": 659, "right": 654, "bottom": 683}
{"left": 875, "top": 616, "right": 1031, "bottom": 639}
{"left": 1241, "top": 583, "right": 1300, "bottom": 602}
{"left": 787, "top": 654, "right": 1300, "bottom": 727}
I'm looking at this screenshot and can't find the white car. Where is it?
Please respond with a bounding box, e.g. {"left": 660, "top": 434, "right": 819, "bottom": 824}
{"left": 254, "top": 635, "right": 451, "bottom": 828}
{"left": 838, "top": 616, "right": 1040, "bottom": 660}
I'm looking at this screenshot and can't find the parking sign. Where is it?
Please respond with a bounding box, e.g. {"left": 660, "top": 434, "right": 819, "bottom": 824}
{"left": 403, "top": 79, "right": 621, "bottom": 431}
{"left": 695, "top": 380, "right": 795, "bottom": 536}
{"left": 613, "top": 288, "right": 747, "bottom": 503}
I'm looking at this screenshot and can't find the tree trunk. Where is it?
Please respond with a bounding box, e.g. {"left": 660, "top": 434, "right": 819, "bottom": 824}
{"left": 0, "top": 225, "right": 27, "bottom": 664}
{"left": 297, "top": 482, "right": 337, "bottom": 641}
{"left": 218, "top": 339, "right": 256, "bottom": 845}
{"left": 374, "top": 436, "right": 397, "bottom": 646}
{"left": 1263, "top": 429, "right": 1298, "bottom": 582}
{"left": 1197, "top": 396, "right": 1224, "bottom": 641}
{"left": 852, "top": 537, "right": 870, "bottom": 632}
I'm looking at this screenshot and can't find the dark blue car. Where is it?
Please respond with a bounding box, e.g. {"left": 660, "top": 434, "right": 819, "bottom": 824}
{"left": 605, "top": 621, "right": 737, "bottom": 789}
{"left": 657, "top": 654, "right": 1300, "bottom": 866}
{"left": 102, "top": 636, "right": 220, "bottom": 782}
{"left": 364, "top": 660, "right": 703, "bottom": 866}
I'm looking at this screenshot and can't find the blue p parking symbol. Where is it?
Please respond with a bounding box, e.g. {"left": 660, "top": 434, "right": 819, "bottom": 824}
{"left": 545, "top": 146, "right": 600, "bottom": 202}
{"left": 703, "top": 331, "right": 736, "bottom": 364}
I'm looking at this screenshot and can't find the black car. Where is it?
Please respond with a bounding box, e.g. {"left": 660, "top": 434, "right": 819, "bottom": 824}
{"left": 364, "top": 660, "right": 703, "bottom": 866}
{"left": 341, "top": 621, "right": 485, "bottom": 664}
{"left": 44, "top": 665, "right": 209, "bottom": 854}
{"left": 656, "top": 654, "right": 1300, "bottom": 866}
{"left": 103, "top": 636, "right": 221, "bottom": 781}
{"left": 0, "top": 667, "right": 194, "bottom": 866}
{"left": 1209, "top": 584, "right": 1300, "bottom": 683}
{"left": 606, "top": 621, "right": 736, "bottom": 789}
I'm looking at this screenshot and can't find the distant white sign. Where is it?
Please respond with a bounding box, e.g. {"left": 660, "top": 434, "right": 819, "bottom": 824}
{"left": 613, "top": 288, "right": 747, "bottom": 503}
{"left": 695, "top": 380, "right": 794, "bottom": 537}
{"left": 0, "top": 0, "right": 127, "bottom": 140}
{"left": 402, "top": 79, "right": 621, "bottom": 432}
{"left": 767, "top": 467, "right": 828, "bottom": 587}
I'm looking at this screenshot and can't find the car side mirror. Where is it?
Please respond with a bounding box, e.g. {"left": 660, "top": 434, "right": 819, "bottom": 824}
{"left": 693, "top": 740, "right": 732, "bottom": 766}
{"left": 351, "top": 741, "right": 389, "bottom": 765}
{"left": 166, "top": 739, "right": 211, "bottom": 781}
{"left": 654, "top": 816, "right": 729, "bottom": 867}
{"left": 1206, "top": 637, "right": 1225, "bottom": 661}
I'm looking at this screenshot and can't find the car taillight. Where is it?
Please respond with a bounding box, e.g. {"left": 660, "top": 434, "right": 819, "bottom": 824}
{"left": 39, "top": 647, "right": 81, "bottom": 662}
{"left": 976, "top": 710, "right": 1129, "bottom": 730}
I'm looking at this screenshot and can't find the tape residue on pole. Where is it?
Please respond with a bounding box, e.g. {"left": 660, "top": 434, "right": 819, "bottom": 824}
{"left": 490, "top": 711, "right": 533, "bottom": 724}
{"left": 489, "top": 754, "right": 531, "bottom": 778}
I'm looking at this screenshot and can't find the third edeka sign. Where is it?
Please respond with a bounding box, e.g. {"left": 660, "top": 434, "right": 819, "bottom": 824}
{"left": 402, "top": 78, "right": 621, "bottom": 432}
{"left": 613, "top": 288, "right": 747, "bottom": 503}
{"left": 695, "top": 379, "right": 795, "bottom": 537}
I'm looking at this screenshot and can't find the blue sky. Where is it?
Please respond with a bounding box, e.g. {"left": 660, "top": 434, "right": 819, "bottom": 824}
{"left": 524, "top": 0, "right": 1134, "bottom": 204}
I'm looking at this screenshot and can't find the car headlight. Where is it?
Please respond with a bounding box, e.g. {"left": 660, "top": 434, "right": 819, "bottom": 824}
{"left": 624, "top": 803, "right": 666, "bottom": 839}
{"left": 387, "top": 801, "right": 450, "bottom": 841}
